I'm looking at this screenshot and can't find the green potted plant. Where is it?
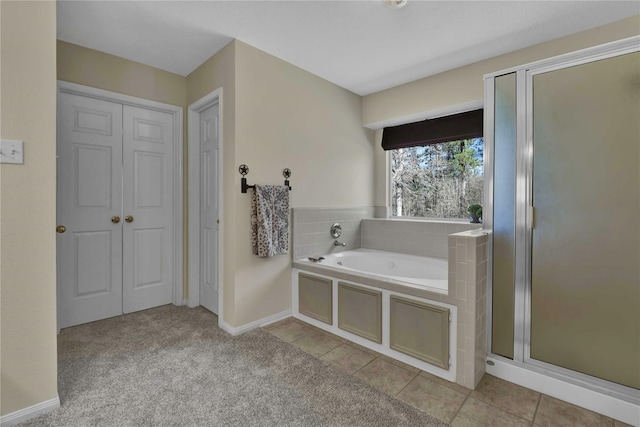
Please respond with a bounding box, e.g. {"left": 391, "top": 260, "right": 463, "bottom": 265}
{"left": 468, "top": 204, "right": 482, "bottom": 224}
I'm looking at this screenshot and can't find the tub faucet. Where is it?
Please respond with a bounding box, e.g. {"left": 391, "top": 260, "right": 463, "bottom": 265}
{"left": 333, "top": 240, "right": 346, "bottom": 247}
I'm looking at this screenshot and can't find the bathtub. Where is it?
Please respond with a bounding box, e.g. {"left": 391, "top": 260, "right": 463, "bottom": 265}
{"left": 291, "top": 248, "right": 456, "bottom": 383}
{"left": 308, "top": 249, "right": 448, "bottom": 292}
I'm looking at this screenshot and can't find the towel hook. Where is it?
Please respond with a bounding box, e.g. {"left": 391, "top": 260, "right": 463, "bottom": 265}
{"left": 283, "top": 168, "right": 292, "bottom": 190}
{"left": 239, "top": 164, "right": 253, "bottom": 193}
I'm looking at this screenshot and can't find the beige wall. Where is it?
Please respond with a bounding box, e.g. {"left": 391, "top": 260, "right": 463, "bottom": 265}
{"left": 366, "top": 16, "right": 640, "bottom": 205}
{"left": 56, "top": 41, "right": 189, "bottom": 294}
{"left": 57, "top": 41, "right": 186, "bottom": 107}
{"left": 187, "top": 41, "right": 375, "bottom": 327}
{"left": 232, "top": 41, "right": 375, "bottom": 326}
{"left": 363, "top": 15, "right": 640, "bottom": 128}
{"left": 186, "top": 41, "right": 237, "bottom": 321}
{"left": 0, "top": 1, "right": 58, "bottom": 416}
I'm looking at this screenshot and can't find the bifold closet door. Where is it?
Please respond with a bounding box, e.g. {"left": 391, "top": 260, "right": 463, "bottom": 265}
{"left": 57, "top": 93, "right": 124, "bottom": 328}
{"left": 58, "top": 95, "right": 175, "bottom": 328}
{"left": 530, "top": 52, "right": 640, "bottom": 389}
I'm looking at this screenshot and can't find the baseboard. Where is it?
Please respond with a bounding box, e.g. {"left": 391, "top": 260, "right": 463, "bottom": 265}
{"left": 218, "top": 310, "right": 291, "bottom": 336}
{"left": 486, "top": 357, "right": 640, "bottom": 426}
{"left": 0, "top": 396, "right": 60, "bottom": 426}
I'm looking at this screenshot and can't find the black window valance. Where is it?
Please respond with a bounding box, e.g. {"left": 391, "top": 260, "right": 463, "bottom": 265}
{"left": 381, "top": 109, "right": 483, "bottom": 150}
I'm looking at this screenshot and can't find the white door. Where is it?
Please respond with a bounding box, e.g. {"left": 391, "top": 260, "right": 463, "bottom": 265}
{"left": 58, "top": 95, "right": 175, "bottom": 328}
{"left": 199, "top": 103, "right": 219, "bottom": 314}
{"left": 57, "top": 93, "right": 124, "bottom": 328}
{"left": 122, "top": 105, "right": 174, "bottom": 313}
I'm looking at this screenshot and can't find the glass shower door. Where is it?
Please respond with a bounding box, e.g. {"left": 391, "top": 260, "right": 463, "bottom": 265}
{"left": 529, "top": 52, "right": 640, "bottom": 389}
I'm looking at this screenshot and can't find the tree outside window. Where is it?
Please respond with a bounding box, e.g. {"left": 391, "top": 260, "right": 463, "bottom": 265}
{"left": 391, "top": 138, "right": 483, "bottom": 219}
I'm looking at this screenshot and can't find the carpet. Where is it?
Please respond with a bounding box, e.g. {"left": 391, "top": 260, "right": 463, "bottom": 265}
{"left": 20, "top": 306, "right": 449, "bottom": 426}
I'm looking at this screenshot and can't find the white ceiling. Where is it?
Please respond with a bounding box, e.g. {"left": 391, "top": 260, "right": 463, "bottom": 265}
{"left": 57, "top": 1, "right": 639, "bottom": 95}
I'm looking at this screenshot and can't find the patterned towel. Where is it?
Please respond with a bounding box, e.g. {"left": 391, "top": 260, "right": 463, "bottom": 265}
{"left": 251, "top": 185, "right": 289, "bottom": 257}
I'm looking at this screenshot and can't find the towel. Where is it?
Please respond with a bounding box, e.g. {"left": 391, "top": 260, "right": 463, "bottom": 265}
{"left": 250, "top": 185, "right": 289, "bottom": 257}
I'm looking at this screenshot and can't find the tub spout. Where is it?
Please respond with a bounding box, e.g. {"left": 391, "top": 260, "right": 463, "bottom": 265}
{"left": 333, "top": 240, "right": 346, "bottom": 247}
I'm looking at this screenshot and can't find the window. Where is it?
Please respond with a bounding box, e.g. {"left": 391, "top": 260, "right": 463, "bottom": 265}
{"left": 390, "top": 138, "right": 483, "bottom": 219}
{"left": 382, "top": 108, "right": 484, "bottom": 219}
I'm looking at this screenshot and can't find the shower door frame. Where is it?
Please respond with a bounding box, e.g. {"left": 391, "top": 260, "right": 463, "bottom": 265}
{"left": 484, "top": 36, "right": 640, "bottom": 405}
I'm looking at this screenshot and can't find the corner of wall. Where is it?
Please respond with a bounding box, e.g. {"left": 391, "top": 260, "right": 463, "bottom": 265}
{"left": 0, "top": 0, "right": 58, "bottom": 417}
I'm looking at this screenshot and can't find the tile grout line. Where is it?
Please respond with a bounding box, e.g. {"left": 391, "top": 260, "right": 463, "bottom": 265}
{"left": 393, "top": 371, "right": 419, "bottom": 397}
{"left": 449, "top": 393, "right": 471, "bottom": 424}
{"left": 530, "top": 394, "right": 542, "bottom": 426}
{"left": 351, "top": 354, "right": 381, "bottom": 376}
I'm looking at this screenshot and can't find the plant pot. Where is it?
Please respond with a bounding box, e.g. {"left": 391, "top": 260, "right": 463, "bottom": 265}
{"left": 470, "top": 213, "right": 481, "bottom": 224}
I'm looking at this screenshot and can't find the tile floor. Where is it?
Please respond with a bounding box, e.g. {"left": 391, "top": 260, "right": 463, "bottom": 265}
{"left": 264, "top": 317, "right": 633, "bottom": 427}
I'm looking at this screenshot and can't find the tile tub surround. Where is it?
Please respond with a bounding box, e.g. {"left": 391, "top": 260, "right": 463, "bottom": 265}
{"left": 292, "top": 229, "right": 489, "bottom": 390}
{"left": 362, "top": 218, "right": 482, "bottom": 259}
{"left": 292, "top": 207, "right": 375, "bottom": 260}
{"left": 449, "top": 229, "right": 489, "bottom": 389}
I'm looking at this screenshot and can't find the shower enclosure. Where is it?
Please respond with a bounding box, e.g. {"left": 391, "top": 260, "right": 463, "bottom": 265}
{"left": 484, "top": 37, "right": 639, "bottom": 401}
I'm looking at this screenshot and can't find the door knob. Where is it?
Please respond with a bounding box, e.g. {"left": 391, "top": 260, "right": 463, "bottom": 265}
{"left": 56, "top": 225, "right": 67, "bottom": 233}
{"left": 111, "top": 216, "right": 121, "bottom": 224}
{"left": 125, "top": 215, "right": 134, "bottom": 223}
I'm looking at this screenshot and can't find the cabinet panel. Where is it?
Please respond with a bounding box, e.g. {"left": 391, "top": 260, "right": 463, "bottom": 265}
{"left": 338, "top": 282, "right": 382, "bottom": 343}
{"left": 390, "top": 296, "right": 449, "bottom": 370}
{"left": 298, "top": 273, "right": 332, "bottom": 324}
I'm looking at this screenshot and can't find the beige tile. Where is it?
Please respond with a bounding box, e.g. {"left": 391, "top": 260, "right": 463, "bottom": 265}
{"left": 533, "top": 395, "right": 613, "bottom": 427}
{"left": 614, "top": 420, "right": 634, "bottom": 427}
{"left": 291, "top": 333, "right": 342, "bottom": 357}
{"left": 305, "top": 324, "right": 347, "bottom": 342}
{"left": 267, "top": 321, "right": 312, "bottom": 343}
{"left": 471, "top": 374, "right": 540, "bottom": 421}
{"left": 397, "top": 375, "right": 468, "bottom": 422}
{"left": 452, "top": 397, "right": 530, "bottom": 427}
{"left": 320, "top": 343, "right": 376, "bottom": 374}
{"left": 354, "top": 357, "right": 417, "bottom": 396}
{"left": 419, "top": 370, "right": 472, "bottom": 396}
{"left": 379, "top": 354, "right": 420, "bottom": 373}
{"left": 345, "top": 341, "right": 383, "bottom": 357}
{"left": 262, "top": 317, "right": 294, "bottom": 330}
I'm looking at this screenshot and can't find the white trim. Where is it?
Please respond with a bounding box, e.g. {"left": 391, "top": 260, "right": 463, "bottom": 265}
{"left": 482, "top": 76, "right": 495, "bottom": 356}
{"left": 364, "top": 99, "right": 483, "bottom": 130}
{"left": 513, "top": 68, "right": 528, "bottom": 363}
{"left": 483, "top": 35, "right": 640, "bottom": 79}
{"left": 219, "top": 309, "right": 292, "bottom": 336}
{"left": 56, "top": 80, "right": 185, "bottom": 306}
{"left": 487, "top": 357, "right": 640, "bottom": 426}
{"left": 0, "top": 396, "right": 60, "bottom": 426}
{"left": 187, "top": 88, "right": 224, "bottom": 323}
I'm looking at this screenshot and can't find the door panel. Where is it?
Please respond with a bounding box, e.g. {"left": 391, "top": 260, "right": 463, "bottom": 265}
{"left": 133, "top": 228, "right": 164, "bottom": 288}
{"left": 530, "top": 53, "right": 640, "bottom": 389}
{"left": 76, "top": 231, "right": 113, "bottom": 296}
{"left": 122, "top": 105, "right": 174, "bottom": 313}
{"left": 491, "top": 72, "right": 517, "bottom": 359}
{"left": 199, "top": 103, "right": 219, "bottom": 314}
{"left": 57, "top": 93, "right": 123, "bottom": 328}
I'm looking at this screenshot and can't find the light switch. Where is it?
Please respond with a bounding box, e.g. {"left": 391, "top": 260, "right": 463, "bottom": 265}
{"left": 0, "top": 139, "right": 24, "bottom": 164}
